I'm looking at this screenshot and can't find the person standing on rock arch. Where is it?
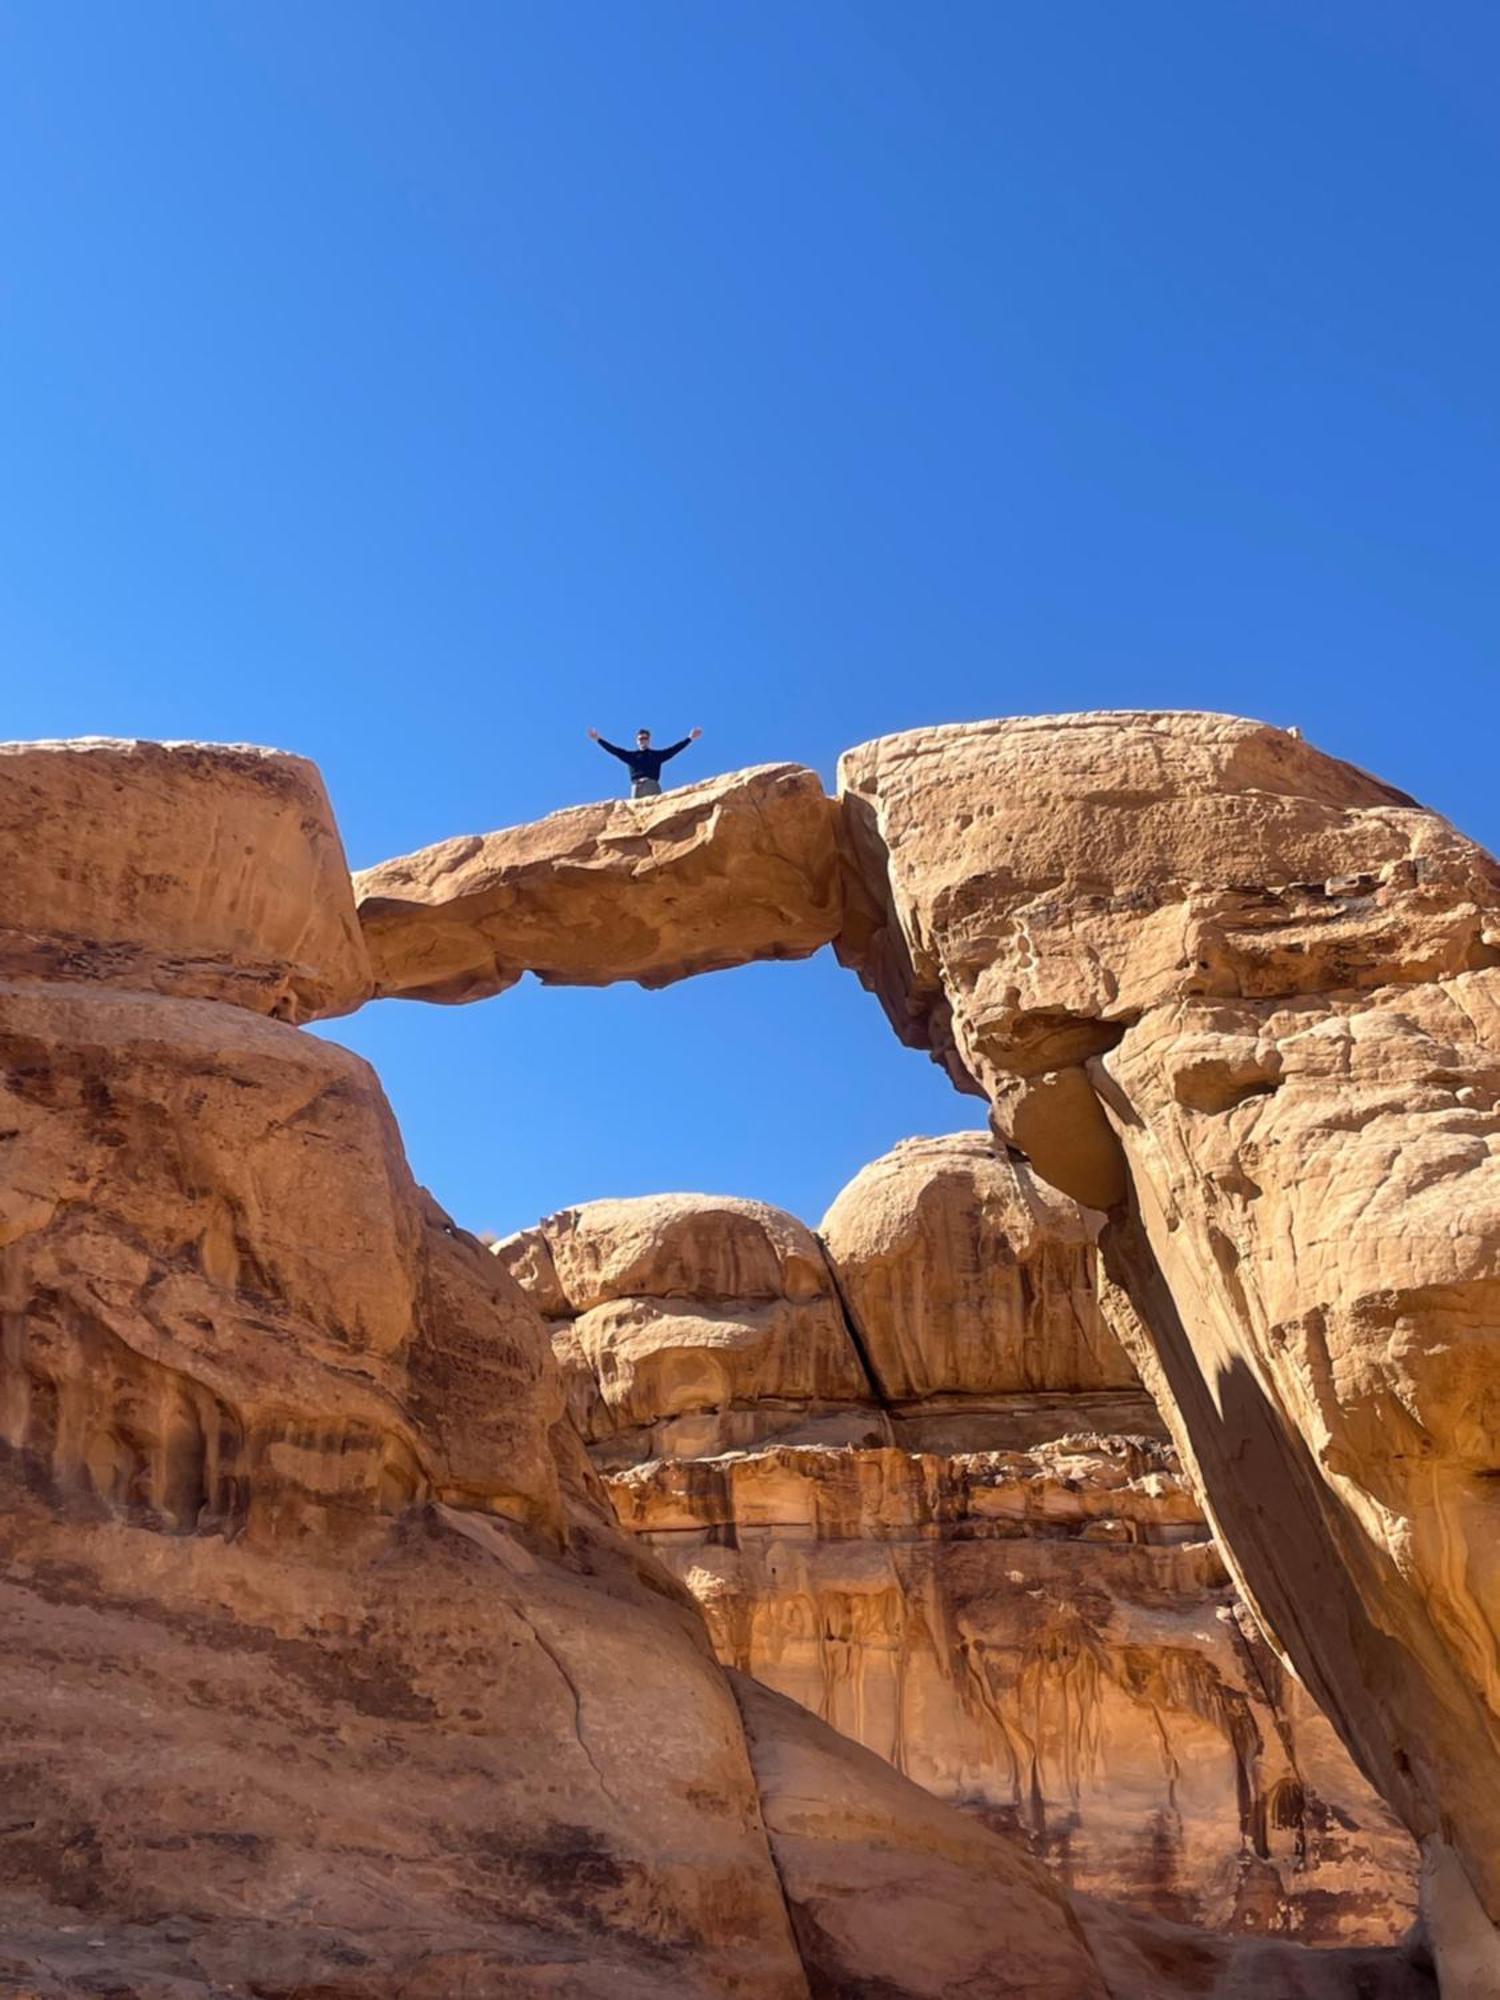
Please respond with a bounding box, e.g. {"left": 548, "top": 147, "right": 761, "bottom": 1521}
{"left": 588, "top": 724, "right": 702, "bottom": 799}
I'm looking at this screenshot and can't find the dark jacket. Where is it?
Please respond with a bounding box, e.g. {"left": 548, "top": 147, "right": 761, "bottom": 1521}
{"left": 597, "top": 737, "right": 693, "bottom": 782}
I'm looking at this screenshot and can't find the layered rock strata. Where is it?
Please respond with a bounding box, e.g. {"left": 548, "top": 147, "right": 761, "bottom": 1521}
{"left": 354, "top": 762, "right": 840, "bottom": 1003}
{"left": 742, "top": 1670, "right": 1428, "bottom": 1999}
{"left": 504, "top": 1135, "right": 1417, "bottom": 1943}
{"left": 493, "top": 1190, "right": 880, "bottom": 1467}
{"left": 0, "top": 741, "right": 820, "bottom": 1999}
{"left": 835, "top": 712, "right": 1500, "bottom": 1975}
{"left": 0, "top": 722, "right": 1474, "bottom": 1996}
{"left": 3, "top": 735, "right": 1353, "bottom": 2000}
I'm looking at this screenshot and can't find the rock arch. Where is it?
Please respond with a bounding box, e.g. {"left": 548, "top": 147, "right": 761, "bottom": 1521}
{"left": 0, "top": 719, "right": 1489, "bottom": 1993}
{"left": 355, "top": 710, "right": 1500, "bottom": 1988}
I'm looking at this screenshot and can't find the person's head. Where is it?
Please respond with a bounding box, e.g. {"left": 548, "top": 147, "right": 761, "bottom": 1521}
{"left": 636, "top": 728, "right": 651, "bottom": 747}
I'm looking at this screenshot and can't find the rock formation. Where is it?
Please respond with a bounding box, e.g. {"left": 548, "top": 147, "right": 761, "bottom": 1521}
{"left": 835, "top": 713, "right": 1500, "bottom": 1984}
{"left": 503, "top": 1134, "right": 1418, "bottom": 1944}
{"left": 821, "top": 1132, "right": 1157, "bottom": 1445}
{"left": 354, "top": 762, "right": 840, "bottom": 1003}
{"left": 0, "top": 741, "right": 819, "bottom": 1998}
{"left": 3, "top": 723, "right": 1485, "bottom": 1996}
{"left": 494, "top": 1191, "right": 879, "bottom": 1467}
{"left": 733, "top": 1674, "right": 1114, "bottom": 2000}
{"left": 0, "top": 737, "right": 372, "bottom": 1021}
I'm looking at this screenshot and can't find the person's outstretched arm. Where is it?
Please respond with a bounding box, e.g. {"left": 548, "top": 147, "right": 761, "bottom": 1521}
{"left": 658, "top": 727, "right": 703, "bottom": 763}
{"left": 588, "top": 729, "right": 632, "bottom": 763}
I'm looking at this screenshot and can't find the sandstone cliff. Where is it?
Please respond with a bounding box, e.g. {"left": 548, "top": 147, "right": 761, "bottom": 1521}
{"left": 503, "top": 1134, "right": 1418, "bottom": 1945}
{"left": 835, "top": 712, "right": 1500, "bottom": 1986}
{"left": 0, "top": 729, "right": 1470, "bottom": 1997}
{"left": 0, "top": 742, "right": 817, "bottom": 1998}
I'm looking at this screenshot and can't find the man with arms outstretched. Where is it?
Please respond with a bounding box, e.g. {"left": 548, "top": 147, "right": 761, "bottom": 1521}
{"left": 589, "top": 725, "right": 702, "bottom": 799}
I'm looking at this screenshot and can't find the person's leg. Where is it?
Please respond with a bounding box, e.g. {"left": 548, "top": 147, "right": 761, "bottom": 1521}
{"left": 631, "top": 778, "right": 663, "bottom": 798}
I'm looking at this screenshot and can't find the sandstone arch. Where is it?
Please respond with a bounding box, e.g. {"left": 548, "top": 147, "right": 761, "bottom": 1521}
{"left": 356, "top": 711, "right": 1500, "bottom": 1987}
{"left": 0, "top": 721, "right": 1488, "bottom": 1994}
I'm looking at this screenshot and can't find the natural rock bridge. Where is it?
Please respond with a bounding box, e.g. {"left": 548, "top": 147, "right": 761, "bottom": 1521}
{"left": 0, "top": 715, "right": 1496, "bottom": 1996}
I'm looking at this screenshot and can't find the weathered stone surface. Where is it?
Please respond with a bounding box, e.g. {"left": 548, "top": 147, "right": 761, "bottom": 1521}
{"left": 0, "top": 1015, "right": 818, "bottom": 1997}
{"left": 495, "top": 1194, "right": 879, "bottom": 1468}
{"left": 355, "top": 763, "right": 841, "bottom": 1003}
{"left": 1097, "top": 976, "right": 1500, "bottom": 1954}
{"left": 0, "top": 1468, "right": 815, "bottom": 2000}
{"left": 617, "top": 1437, "right": 1415, "bottom": 1942}
{"left": 0, "top": 738, "right": 371, "bottom": 1020}
{"left": 735, "top": 1675, "right": 1430, "bottom": 1999}
{"left": 1, "top": 724, "right": 1479, "bottom": 1991}
{"left": 1076, "top": 1896, "right": 1434, "bottom": 1999}
{"left": 0, "top": 981, "right": 562, "bottom": 1538}
{"left": 836, "top": 710, "right": 1500, "bottom": 1964}
{"left": 837, "top": 712, "right": 1500, "bottom": 1206}
{"left": 731, "top": 1672, "right": 1112, "bottom": 2000}
{"left": 0, "top": 750, "right": 815, "bottom": 1997}
{"left": 515, "top": 1144, "right": 1417, "bottom": 1944}
{"left": 819, "top": 1131, "right": 1146, "bottom": 1416}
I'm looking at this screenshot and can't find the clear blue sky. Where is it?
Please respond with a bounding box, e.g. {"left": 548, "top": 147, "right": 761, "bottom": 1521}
{"left": 2, "top": 3, "right": 1496, "bottom": 1236}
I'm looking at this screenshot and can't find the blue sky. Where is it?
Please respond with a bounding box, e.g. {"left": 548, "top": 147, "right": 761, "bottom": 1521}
{"left": 2, "top": 2, "right": 1496, "bottom": 1235}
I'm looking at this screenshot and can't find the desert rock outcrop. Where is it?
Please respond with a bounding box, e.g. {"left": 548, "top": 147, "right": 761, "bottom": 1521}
{"left": 836, "top": 712, "right": 1500, "bottom": 1971}
{"left": 737, "top": 1674, "right": 1427, "bottom": 2000}
{"left": 732, "top": 1672, "right": 1113, "bottom": 1999}
{"left": 0, "top": 724, "right": 1475, "bottom": 1996}
{"left": 0, "top": 737, "right": 372, "bottom": 1021}
{"left": 355, "top": 762, "right": 840, "bottom": 1003}
{"left": 509, "top": 1135, "right": 1418, "bottom": 1944}
{"left": 821, "top": 1131, "right": 1157, "bottom": 1444}
{"left": 0, "top": 741, "right": 816, "bottom": 1998}
{"left": 494, "top": 1192, "right": 880, "bottom": 1466}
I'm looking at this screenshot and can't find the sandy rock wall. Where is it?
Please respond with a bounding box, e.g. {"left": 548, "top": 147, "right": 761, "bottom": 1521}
{"left": 822, "top": 1132, "right": 1160, "bottom": 1447}
{"left": 0, "top": 727, "right": 1462, "bottom": 1997}
{"left": 0, "top": 982, "right": 562, "bottom": 1540}
{"left": 732, "top": 1672, "right": 1113, "bottom": 2000}
{"left": 494, "top": 1192, "right": 881, "bottom": 1466}
{"left": 0, "top": 741, "right": 821, "bottom": 1999}
{"left": 0, "top": 738, "right": 373, "bottom": 1021}
{"left": 508, "top": 1135, "right": 1417, "bottom": 1943}
{"left": 835, "top": 711, "right": 1500, "bottom": 1965}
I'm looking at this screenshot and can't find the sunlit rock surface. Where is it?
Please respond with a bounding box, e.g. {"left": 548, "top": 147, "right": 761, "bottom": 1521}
{"left": 836, "top": 711, "right": 1500, "bottom": 1974}
{"left": 494, "top": 1192, "right": 880, "bottom": 1467}
{"left": 0, "top": 744, "right": 818, "bottom": 1999}
{"left": 821, "top": 1132, "right": 1158, "bottom": 1445}
{"left": 355, "top": 762, "right": 841, "bottom": 1003}
{"left": 0, "top": 737, "right": 372, "bottom": 1021}
{"left": 509, "top": 1134, "right": 1417, "bottom": 1943}
{"left": 732, "top": 1672, "right": 1113, "bottom": 2000}
{"left": 0, "top": 724, "right": 1477, "bottom": 1995}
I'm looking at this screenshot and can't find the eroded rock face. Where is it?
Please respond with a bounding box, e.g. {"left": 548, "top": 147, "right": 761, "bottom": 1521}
{"left": 0, "top": 727, "right": 1465, "bottom": 1995}
{"left": 617, "top": 1439, "right": 1414, "bottom": 1939}
{"left": 731, "top": 1673, "right": 1112, "bottom": 2000}
{"left": 0, "top": 1008, "right": 813, "bottom": 1995}
{"left": 738, "top": 1676, "right": 1430, "bottom": 2000}
{"left": 510, "top": 1138, "right": 1417, "bottom": 1944}
{"left": 494, "top": 1193, "right": 881, "bottom": 1468}
{"left": 836, "top": 711, "right": 1500, "bottom": 1952}
{"left": 0, "top": 738, "right": 372, "bottom": 1021}
{"left": 0, "top": 1474, "right": 814, "bottom": 2000}
{"left": 0, "top": 982, "right": 562, "bottom": 1539}
{"left": 0, "top": 744, "right": 818, "bottom": 1999}
{"left": 821, "top": 1132, "right": 1154, "bottom": 1443}
{"left": 355, "top": 763, "right": 841, "bottom": 1003}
